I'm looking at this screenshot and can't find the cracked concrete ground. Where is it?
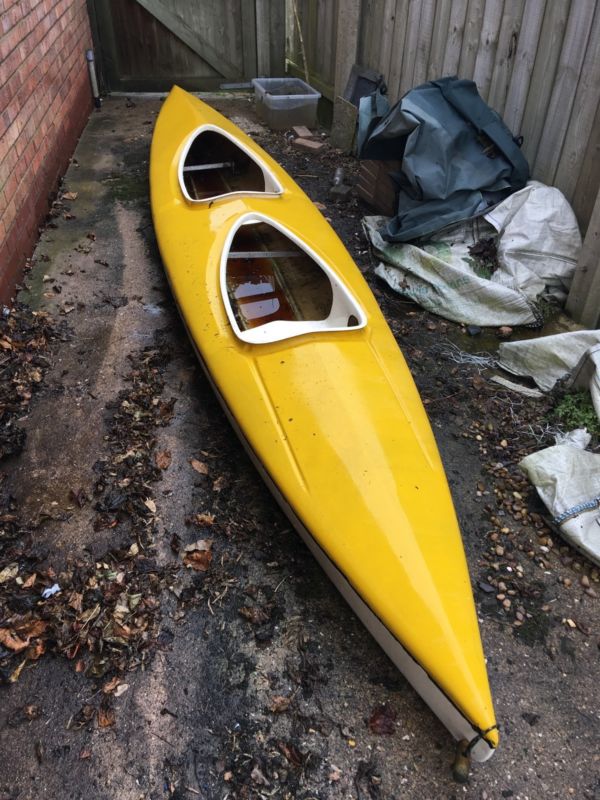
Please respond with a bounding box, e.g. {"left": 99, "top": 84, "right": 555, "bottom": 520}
{"left": 0, "top": 95, "right": 599, "bottom": 800}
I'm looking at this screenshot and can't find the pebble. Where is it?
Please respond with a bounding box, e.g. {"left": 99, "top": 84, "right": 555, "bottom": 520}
{"left": 502, "top": 598, "right": 512, "bottom": 610}
{"left": 581, "top": 575, "right": 590, "bottom": 588}
{"left": 500, "top": 439, "right": 508, "bottom": 448}
{"left": 495, "top": 545, "right": 505, "bottom": 556}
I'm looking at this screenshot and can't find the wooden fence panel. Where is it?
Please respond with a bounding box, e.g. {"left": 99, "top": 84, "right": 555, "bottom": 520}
{"left": 290, "top": 0, "right": 600, "bottom": 235}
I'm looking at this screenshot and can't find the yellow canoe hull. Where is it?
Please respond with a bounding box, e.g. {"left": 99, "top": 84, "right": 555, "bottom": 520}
{"left": 150, "top": 86, "right": 498, "bottom": 759}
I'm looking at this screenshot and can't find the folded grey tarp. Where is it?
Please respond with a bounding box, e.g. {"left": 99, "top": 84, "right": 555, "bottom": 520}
{"left": 358, "top": 77, "right": 530, "bottom": 242}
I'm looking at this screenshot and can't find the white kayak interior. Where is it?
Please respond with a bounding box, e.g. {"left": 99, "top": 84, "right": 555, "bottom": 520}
{"left": 220, "top": 213, "right": 367, "bottom": 344}
{"left": 178, "top": 124, "right": 283, "bottom": 203}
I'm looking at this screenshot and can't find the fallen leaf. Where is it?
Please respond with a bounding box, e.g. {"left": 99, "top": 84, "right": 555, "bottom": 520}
{"left": 368, "top": 704, "right": 396, "bottom": 735}
{"left": 143, "top": 498, "right": 156, "bottom": 514}
{"left": 79, "top": 748, "right": 92, "bottom": 760}
{"left": 25, "top": 640, "right": 45, "bottom": 660}
{"left": 24, "top": 704, "right": 40, "bottom": 719}
{"left": 98, "top": 705, "right": 115, "bottom": 728}
{"left": 239, "top": 606, "right": 270, "bottom": 625}
{"left": 277, "top": 741, "right": 303, "bottom": 766}
{"left": 114, "top": 683, "right": 129, "bottom": 697}
{"left": 0, "top": 563, "right": 18, "bottom": 583}
{"left": 62, "top": 191, "right": 78, "bottom": 201}
{"left": 212, "top": 476, "right": 227, "bottom": 492}
{"left": 193, "top": 512, "right": 215, "bottom": 527}
{"left": 16, "top": 619, "right": 47, "bottom": 638}
{"left": 69, "top": 487, "right": 88, "bottom": 508}
{"left": 0, "top": 629, "right": 29, "bottom": 652}
{"left": 102, "top": 676, "right": 121, "bottom": 694}
{"left": 270, "top": 695, "right": 292, "bottom": 713}
{"left": 9, "top": 660, "right": 27, "bottom": 683}
{"left": 22, "top": 573, "right": 36, "bottom": 589}
{"left": 68, "top": 591, "right": 83, "bottom": 613}
{"left": 251, "top": 765, "right": 269, "bottom": 786}
{"left": 183, "top": 539, "right": 213, "bottom": 572}
{"left": 190, "top": 458, "right": 209, "bottom": 475}
{"left": 155, "top": 450, "right": 172, "bottom": 470}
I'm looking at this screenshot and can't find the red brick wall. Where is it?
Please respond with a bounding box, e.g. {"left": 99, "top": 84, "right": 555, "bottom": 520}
{"left": 0, "top": 0, "right": 93, "bottom": 303}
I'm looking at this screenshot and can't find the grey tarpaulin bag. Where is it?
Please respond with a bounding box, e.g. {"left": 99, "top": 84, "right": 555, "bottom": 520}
{"left": 358, "top": 77, "right": 530, "bottom": 242}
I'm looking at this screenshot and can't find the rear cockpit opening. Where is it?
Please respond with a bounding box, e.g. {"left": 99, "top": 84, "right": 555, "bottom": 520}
{"left": 221, "top": 216, "right": 366, "bottom": 344}
{"left": 179, "top": 127, "right": 282, "bottom": 202}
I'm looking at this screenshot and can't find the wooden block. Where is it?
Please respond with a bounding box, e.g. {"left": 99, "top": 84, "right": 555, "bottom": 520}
{"left": 292, "top": 125, "right": 314, "bottom": 139}
{"left": 356, "top": 159, "right": 401, "bottom": 216}
{"left": 293, "top": 138, "right": 325, "bottom": 152}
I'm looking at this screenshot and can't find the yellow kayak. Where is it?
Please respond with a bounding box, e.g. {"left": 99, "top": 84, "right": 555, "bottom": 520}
{"left": 150, "top": 86, "right": 498, "bottom": 761}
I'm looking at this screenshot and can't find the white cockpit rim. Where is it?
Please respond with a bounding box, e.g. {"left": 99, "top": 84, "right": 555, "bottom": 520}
{"left": 220, "top": 212, "right": 367, "bottom": 344}
{"left": 178, "top": 124, "right": 283, "bottom": 204}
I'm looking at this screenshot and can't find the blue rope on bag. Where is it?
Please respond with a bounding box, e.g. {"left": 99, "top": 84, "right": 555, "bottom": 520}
{"left": 553, "top": 496, "right": 600, "bottom": 526}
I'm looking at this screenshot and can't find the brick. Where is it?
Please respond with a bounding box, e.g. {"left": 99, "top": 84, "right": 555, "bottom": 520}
{"left": 292, "top": 125, "right": 314, "bottom": 139}
{"left": 292, "top": 137, "right": 325, "bottom": 152}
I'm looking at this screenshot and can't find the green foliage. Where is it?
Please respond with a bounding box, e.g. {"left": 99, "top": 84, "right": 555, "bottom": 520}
{"left": 553, "top": 390, "right": 600, "bottom": 436}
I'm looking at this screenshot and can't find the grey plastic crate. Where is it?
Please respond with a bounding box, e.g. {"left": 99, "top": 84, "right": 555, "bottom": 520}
{"left": 252, "top": 78, "right": 321, "bottom": 130}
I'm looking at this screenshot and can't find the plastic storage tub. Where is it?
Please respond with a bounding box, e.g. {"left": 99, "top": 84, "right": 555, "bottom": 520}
{"left": 252, "top": 78, "right": 321, "bottom": 130}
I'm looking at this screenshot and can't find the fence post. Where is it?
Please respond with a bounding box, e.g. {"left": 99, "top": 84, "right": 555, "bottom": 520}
{"left": 566, "top": 187, "right": 600, "bottom": 329}
{"left": 331, "top": 0, "right": 361, "bottom": 150}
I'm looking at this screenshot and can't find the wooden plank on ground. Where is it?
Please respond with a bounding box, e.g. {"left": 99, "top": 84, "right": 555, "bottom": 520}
{"left": 133, "top": 0, "right": 240, "bottom": 78}
{"left": 566, "top": 187, "right": 600, "bottom": 328}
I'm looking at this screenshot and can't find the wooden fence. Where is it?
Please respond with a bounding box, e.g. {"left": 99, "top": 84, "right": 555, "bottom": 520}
{"left": 288, "top": 0, "right": 600, "bottom": 325}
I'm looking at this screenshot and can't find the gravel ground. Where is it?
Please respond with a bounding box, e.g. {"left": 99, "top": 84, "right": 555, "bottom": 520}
{"left": 0, "top": 95, "right": 599, "bottom": 800}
